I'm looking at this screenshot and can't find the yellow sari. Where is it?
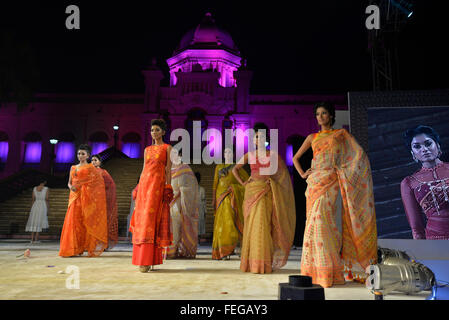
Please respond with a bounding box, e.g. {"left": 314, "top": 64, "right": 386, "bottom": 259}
{"left": 212, "top": 164, "right": 249, "bottom": 259}
{"left": 240, "top": 151, "right": 296, "bottom": 273}
{"left": 300, "top": 129, "right": 377, "bottom": 287}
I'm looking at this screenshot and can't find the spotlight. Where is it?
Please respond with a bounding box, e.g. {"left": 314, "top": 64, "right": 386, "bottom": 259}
{"left": 390, "top": 0, "right": 414, "bottom": 18}
{"left": 113, "top": 125, "right": 119, "bottom": 131}
{"left": 377, "top": 247, "right": 410, "bottom": 263}
{"left": 366, "top": 257, "right": 435, "bottom": 296}
{"left": 49, "top": 139, "right": 58, "bottom": 145}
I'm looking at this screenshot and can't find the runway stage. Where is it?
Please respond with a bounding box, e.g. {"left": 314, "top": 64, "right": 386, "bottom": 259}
{"left": 0, "top": 240, "right": 432, "bottom": 300}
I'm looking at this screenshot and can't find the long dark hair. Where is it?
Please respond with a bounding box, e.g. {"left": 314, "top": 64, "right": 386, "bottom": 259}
{"left": 403, "top": 125, "right": 441, "bottom": 152}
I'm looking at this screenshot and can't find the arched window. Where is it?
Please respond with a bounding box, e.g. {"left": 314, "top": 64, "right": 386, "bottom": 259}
{"left": 186, "top": 108, "right": 207, "bottom": 162}
{"left": 89, "top": 131, "right": 109, "bottom": 155}
{"left": 22, "top": 131, "right": 42, "bottom": 169}
{"left": 55, "top": 132, "right": 76, "bottom": 164}
{"left": 0, "top": 131, "right": 9, "bottom": 171}
{"left": 121, "top": 132, "right": 141, "bottom": 158}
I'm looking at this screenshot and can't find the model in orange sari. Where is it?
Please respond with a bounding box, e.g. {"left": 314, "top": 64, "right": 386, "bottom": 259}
{"left": 59, "top": 144, "right": 108, "bottom": 257}
{"left": 92, "top": 154, "right": 119, "bottom": 249}
{"left": 129, "top": 119, "right": 173, "bottom": 272}
{"left": 293, "top": 102, "right": 377, "bottom": 288}
{"left": 233, "top": 124, "right": 296, "bottom": 274}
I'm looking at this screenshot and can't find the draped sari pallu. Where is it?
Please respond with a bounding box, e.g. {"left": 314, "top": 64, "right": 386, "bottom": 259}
{"left": 240, "top": 152, "right": 296, "bottom": 274}
{"left": 167, "top": 164, "right": 199, "bottom": 259}
{"left": 300, "top": 129, "right": 377, "bottom": 288}
{"left": 98, "top": 168, "right": 119, "bottom": 249}
{"left": 212, "top": 164, "right": 248, "bottom": 260}
{"left": 129, "top": 144, "right": 172, "bottom": 266}
{"left": 59, "top": 163, "right": 108, "bottom": 257}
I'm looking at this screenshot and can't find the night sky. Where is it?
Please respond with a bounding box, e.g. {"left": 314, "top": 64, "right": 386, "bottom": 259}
{"left": 1, "top": 0, "right": 448, "bottom": 95}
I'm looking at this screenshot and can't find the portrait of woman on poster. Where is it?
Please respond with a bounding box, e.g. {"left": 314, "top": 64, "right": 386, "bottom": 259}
{"left": 401, "top": 125, "right": 449, "bottom": 240}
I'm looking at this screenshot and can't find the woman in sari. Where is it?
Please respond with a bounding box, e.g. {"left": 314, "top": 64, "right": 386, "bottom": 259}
{"left": 212, "top": 147, "right": 249, "bottom": 260}
{"left": 232, "top": 123, "right": 296, "bottom": 273}
{"left": 59, "top": 144, "right": 108, "bottom": 257}
{"left": 167, "top": 148, "right": 199, "bottom": 259}
{"left": 129, "top": 119, "right": 173, "bottom": 272}
{"left": 293, "top": 102, "right": 377, "bottom": 288}
{"left": 91, "top": 154, "right": 118, "bottom": 249}
{"left": 401, "top": 125, "right": 449, "bottom": 240}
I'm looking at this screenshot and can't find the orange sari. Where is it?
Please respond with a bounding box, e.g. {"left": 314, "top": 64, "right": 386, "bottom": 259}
{"left": 300, "top": 129, "right": 377, "bottom": 287}
{"left": 98, "top": 168, "right": 118, "bottom": 249}
{"left": 59, "top": 163, "right": 108, "bottom": 257}
{"left": 129, "top": 144, "right": 172, "bottom": 266}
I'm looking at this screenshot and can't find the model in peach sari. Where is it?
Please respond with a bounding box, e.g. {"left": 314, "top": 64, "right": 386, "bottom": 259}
{"left": 92, "top": 155, "right": 118, "bottom": 249}
{"left": 59, "top": 145, "right": 108, "bottom": 257}
{"left": 233, "top": 125, "right": 296, "bottom": 273}
{"left": 293, "top": 102, "right": 377, "bottom": 288}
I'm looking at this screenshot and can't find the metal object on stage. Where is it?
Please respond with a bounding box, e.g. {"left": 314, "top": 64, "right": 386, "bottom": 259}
{"left": 377, "top": 247, "right": 411, "bottom": 264}
{"left": 366, "top": 257, "right": 435, "bottom": 296}
{"left": 427, "top": 284, "right": 449, "bottom": 300}
{"left": 278, "top": 275, "right": 325, "bottom": 300}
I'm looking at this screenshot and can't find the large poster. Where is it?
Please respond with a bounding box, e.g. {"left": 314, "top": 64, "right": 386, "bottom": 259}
{"left": 368, "top": 106, "right": 449, "bottom": 239}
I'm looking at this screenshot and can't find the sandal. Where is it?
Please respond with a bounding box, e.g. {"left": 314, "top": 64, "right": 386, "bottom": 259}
{"left": 139, "top": 266, "right": 150, "bottom": 273}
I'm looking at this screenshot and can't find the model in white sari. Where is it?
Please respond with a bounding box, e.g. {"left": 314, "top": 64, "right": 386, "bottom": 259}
{"left": 167, "top": 149, "right": 199, "bottom": 258}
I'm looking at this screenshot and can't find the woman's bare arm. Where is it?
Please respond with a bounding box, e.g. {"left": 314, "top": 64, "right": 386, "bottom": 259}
{"left": 232, "top": 153, "right": 249, "bottom": 186}
{"left": 292, "top": 133, "right": 313, "bottom": 179}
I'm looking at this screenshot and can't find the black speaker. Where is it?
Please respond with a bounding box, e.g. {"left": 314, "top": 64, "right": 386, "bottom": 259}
{"left": 278, "top": 275, "right": 325, "bottom": 300}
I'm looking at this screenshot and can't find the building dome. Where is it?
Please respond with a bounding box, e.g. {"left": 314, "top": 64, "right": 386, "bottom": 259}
{"left": 174, "top": 13, "right": 240, "bottom": 56}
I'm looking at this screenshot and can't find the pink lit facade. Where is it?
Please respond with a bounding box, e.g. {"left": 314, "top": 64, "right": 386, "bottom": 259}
{"left": 0, "top": 13, "right": 348, "bottom": 179}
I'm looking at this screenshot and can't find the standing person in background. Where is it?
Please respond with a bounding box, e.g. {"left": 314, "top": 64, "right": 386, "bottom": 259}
{"left": 26, "top": 180, "right": 49, "bottom": 244}
{"left": 59, "top": 144, "right": 108, "bottom": 257}
{"left": 129, "top": 119, "right": 173, "bottom": 272}
{"left": 293, "top": 102, "right": 377, "bottom": 288}
{"left": 91, "top": 154, "right": 119, "bottom": 250}
{"left": 167, "top": 148, "right": 199, "bottom": 259}
{"left": 195, "top": 172, "right": 207, "bottom": 243}
{"left": 212, "top": 147, "right": 248, "bottom": 260}
{"left": 233, "top": 123, "right": 296, "bottom": 274}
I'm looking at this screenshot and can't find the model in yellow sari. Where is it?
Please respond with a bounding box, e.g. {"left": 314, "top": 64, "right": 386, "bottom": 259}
{"left": 212, "top": 148, "right": 249, "bottom": 260}
{"left": 233, "top": 124, "right": 296, "bottom": 273}
{"left": 293, "top": 102, "right": 377, "bottom": 287}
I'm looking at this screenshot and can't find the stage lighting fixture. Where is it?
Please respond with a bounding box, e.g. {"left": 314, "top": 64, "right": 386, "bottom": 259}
{"left": 377, "top": 247, "right": 410, "bottom": 263}
{"left": 366, "top": 258, "right": 435, "bottom": 296}
{"left": 427, "top": 284, "right": 449, "bottom": 300}
{"left": 390, "top": 0, "right": 414, "bottom": 18}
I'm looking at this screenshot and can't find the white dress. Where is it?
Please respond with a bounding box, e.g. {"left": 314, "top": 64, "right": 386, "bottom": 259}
{"left": 25, "top": 187, "right": 49, "bottom": 232}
